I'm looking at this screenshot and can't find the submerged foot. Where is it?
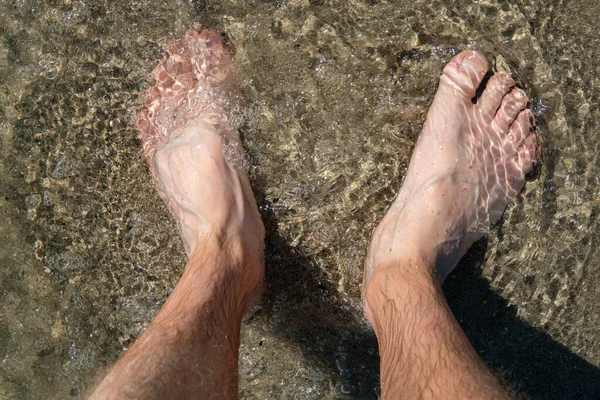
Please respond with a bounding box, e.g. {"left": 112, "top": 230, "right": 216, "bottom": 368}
{"left": 136, "top": 27, "right": 264, "bottom": 289}
{"left": 363, "top": 50, "right": 538, "bottom": 321}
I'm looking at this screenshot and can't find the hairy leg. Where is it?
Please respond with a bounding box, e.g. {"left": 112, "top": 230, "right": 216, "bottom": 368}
{"left": 88, "top": 27, "right": 264, "bottom": 400}
{"left": 89, "top": 237, "right": 260, "bottom": 400}
{"left": 364, "top": 51, "right": 538, "bottom": 399}
{"left": 368, "top": 259, "right": 510, "bottom": 399}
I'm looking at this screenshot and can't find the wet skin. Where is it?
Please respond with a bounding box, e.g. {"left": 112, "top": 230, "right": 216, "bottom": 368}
{"left": 363, "top": 50, "right": 537, "bottom": 399}
{"left": 89, "top": 28, "right": 263, "bottom": 400}
{"left": 363, "top": 51, "right": 538, "bottom": 320}
{"left": 89, "top": 28, "right": 537, "bottom": 400}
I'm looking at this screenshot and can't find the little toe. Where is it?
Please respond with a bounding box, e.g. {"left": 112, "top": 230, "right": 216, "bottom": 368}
{"left": 495, "top": 87, "right": 528, "bottom": 132}
{"left": 143, "top": 87, "right": 161, "bottom": 111}
{"left": 440, "top": 50, "right": 490, "bottom": 100}
{"left": 136, "top": 109, "right": 150, "bottom": 139}
{"left": 504, "top": 109, "right": 533, "bottom": 152}
{"left": 477, "top": 71, "right": 515, "bottom": 119}
{"left": 503, "top": 155, "right": 526, "bottom": 201}
{"left": 517, "top": 134, "right": 538, "bottom": 173}
{"left": 136, "top": 109, "right": 159, "bottom": 163}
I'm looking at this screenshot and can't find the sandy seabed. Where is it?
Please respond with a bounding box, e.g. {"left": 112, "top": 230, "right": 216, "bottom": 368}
{"left": 0, "top": 1, "right": 599, "bottom": 399}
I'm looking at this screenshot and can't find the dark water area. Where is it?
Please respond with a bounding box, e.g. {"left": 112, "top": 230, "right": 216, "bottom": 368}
{"left": 1, "top": 0, "right": 599, "bottom": 398}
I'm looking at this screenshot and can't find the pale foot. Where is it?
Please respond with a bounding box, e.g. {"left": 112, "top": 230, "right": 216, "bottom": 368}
{"left": 363, "top": 50, "right": 538, "bottom": 322}
{"left": 136, "top": 27, "right": 264, "bottom": 293}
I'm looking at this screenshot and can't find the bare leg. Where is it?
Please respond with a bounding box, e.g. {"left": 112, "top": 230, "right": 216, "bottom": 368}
{"left": 88, "top": 28, "right": 264, "bottom": 400}
{"left": 363, "top": 51, "right": 538, "bottom": 399}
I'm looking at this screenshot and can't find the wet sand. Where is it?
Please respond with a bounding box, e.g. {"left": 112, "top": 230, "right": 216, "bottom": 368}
{"left": 0, "top": 0, "right": 599, "bottom": 398}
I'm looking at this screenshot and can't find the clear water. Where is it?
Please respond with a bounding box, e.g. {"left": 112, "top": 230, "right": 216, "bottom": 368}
{"left": 1, "top": 0, "right": 599, "bottom": 399}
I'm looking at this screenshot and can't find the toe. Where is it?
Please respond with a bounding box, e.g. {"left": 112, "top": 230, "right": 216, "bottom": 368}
{"left": 503, "top": 155, "right": 526, "bottom": 203}
{"left": 518, "top": 134, "right": 538, "bottom": 173}
{"left": 504, "top": 109, "right": 533, "bottom": 153}
{"left": 439, "top": 50, "right": 490, "bottom": 99}
{"left": 167, "top": 59, "right": 195, "bottom": 93}
{"left": 143, "top": 87, "right": 161, "bottom": 111}
{"left": 152, "top": 63, "right": 175, "bottom": 94}
{"left": 161, "top": 49, "right": 196, "bottom": 94}
{"left": 495, "top": 87, "right": 528, "bottom": 132}
{"left": 198, "top": 29, "right": 223, "bottom": 46}
{"left": 136, "top": 109, "right": 150, "bottom": 139}
{"left": 477, "top": 71, "right": 515, "bottom": 119}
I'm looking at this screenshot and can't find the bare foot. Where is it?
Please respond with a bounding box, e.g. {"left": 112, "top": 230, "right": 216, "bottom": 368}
{"left": 136, "top": 27, "right": 264, "bottom": 291}
{"left": 363, "top": 51, "right": 538, "bottom": 322}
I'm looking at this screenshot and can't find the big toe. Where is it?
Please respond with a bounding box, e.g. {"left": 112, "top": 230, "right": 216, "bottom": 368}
{"left": 440, "top": 50, "right": 490, "bottom": 99}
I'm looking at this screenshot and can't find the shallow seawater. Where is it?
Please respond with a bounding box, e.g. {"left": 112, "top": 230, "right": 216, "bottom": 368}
{"left": 1, "top": 0, "right": 600, "bottom": 399}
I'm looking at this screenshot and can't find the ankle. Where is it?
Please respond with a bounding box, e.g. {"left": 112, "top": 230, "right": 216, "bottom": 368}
{"left": 168, "top": 234, "right": 263, "bottom": 315}
{"left": 365, "top": 257, "right": 441, "bottom": 327}
{"left": 373, "top": 183, "right": 471, "bottom": 282}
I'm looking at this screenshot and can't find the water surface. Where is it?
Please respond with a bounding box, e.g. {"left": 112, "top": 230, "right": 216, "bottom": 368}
{"left": 1, "top": 0, "right": 600, "bottom": 398}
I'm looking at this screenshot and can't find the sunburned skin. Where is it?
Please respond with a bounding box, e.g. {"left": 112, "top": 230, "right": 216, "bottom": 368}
{"left": 363, "top": 50, "right": 539, "bottom": 323}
